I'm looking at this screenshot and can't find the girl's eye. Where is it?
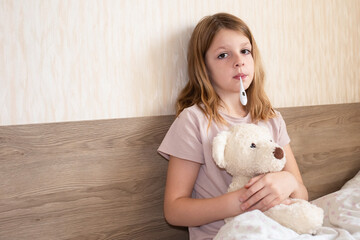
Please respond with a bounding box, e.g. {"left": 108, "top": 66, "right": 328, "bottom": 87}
{"left": 241, "top": 49, "right": 251, "bottom": 55}
{"left": 250, "top": 143, "right": 256, "bottom": 148}
{"left": 217, "top": 53, "right": 228, "bottom": 59}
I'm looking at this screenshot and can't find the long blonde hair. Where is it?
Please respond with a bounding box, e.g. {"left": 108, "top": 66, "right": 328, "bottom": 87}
{"left": 176, "top": 13, "right": 275, "bottom": 125}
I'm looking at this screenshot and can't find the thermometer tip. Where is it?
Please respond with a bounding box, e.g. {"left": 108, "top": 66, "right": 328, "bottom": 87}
{"left": 239, "top": 77, "right": 248, "bottom": 106}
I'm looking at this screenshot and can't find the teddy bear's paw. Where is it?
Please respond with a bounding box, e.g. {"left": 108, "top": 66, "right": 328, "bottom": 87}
{"left": 264, "top": 199, "right": 324, "bottom": 234}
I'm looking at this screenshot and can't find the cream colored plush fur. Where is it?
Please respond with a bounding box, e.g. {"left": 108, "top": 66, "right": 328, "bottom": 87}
{"left": 212, "top": 123, "right": 323, "bottom": 234}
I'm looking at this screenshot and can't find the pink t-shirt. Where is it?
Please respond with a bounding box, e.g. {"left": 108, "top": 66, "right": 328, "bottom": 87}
{"left": 158, "top": 105, "right": 290, "bottom": 240}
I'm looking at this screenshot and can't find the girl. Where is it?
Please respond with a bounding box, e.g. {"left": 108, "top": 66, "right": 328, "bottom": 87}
{"left": 158, "top": 13, "right": 308, "bottom": 239}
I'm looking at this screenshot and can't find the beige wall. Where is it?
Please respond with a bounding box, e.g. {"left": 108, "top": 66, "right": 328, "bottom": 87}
{"left": 1, "top": 0, "right": 359, "bottom": 126}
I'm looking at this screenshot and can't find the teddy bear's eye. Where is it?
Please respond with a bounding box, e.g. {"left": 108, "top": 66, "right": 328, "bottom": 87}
{"left": 250, "top": 143, "right": 256, "bottom": 148}
{"left": 270, "top": 140, "right": 273, "bottom": 142}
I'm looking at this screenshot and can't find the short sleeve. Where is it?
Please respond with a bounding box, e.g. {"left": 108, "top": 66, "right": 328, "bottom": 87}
{"left": 276, "top": 112, "right": 291, "bottom": 147}
{"left": 157, "top": 108, "right": 204, "bottom": 164}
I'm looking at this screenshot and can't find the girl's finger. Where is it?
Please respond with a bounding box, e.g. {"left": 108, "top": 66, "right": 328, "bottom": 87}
{"left": 249, "top": 191, "right": 277, "bottom": 211}
{"left": 244, "top": 174, "right": 265, "bottom": 188}
{"left": 240, "top": 186, "right": 271, "bottom": 210}
{"left": 240, "top": 174, "right": 268, "bottom": 202}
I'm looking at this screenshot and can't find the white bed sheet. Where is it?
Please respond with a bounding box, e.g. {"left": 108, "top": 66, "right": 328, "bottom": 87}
{"left": 215, "top": 171, "right": 360, "bottom": 240}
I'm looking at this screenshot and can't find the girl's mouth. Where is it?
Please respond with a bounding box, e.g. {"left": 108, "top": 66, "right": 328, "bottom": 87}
{"left": 233, "top": 74, "right": 247, "bottom": 80}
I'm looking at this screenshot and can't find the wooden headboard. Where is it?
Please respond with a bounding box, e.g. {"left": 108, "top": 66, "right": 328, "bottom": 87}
{"left": 0, "top": 103, "right": 359, "bottom": 239}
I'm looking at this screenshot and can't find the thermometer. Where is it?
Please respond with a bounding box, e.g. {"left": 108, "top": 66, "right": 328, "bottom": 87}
{"left": 239, "top": 76, "right": 247, "bottom": 106}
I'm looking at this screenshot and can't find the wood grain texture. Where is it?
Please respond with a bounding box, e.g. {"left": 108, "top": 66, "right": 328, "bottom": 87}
{"left": 0, "top": 103, "right": 359, "bottom": 239}
{"left": 280, "top": 103, "right": 360, "bottom": 200}
{"left": 0, "top": 115, "right": 188, "bottom": 240}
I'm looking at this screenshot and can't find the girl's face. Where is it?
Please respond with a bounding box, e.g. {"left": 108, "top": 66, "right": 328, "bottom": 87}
{"left": 205, "top": 29, "right": 254, "bottom": 99}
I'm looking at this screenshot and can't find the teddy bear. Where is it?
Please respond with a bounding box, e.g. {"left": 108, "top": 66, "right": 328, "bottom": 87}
{"left": 212, "top": 123, "right": 324, "bottom": 235}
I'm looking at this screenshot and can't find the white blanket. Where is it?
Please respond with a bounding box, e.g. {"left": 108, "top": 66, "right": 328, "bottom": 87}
{"left": 215, "top": 171, "right": 360, "bottom": 240}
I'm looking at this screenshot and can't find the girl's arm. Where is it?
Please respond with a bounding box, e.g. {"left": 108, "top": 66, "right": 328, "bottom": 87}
{"left": 164, "top": 155, "right": 246, "bottom": 227}
{"left": 239, "top": 144, "right": 308, "bottom": 212}
{"left": 282, "top": 144, "right": 308, "bottom": 199}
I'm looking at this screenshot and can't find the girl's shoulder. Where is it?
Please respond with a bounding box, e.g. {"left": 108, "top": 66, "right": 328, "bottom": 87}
{"left": 178, "top": 104, "right": 206, "bottom": 121}
{"left": 260, "top": 109, "right": 286, "bottom": 127}
{"left": 273, "top": 109, "right": 284, "bottom": 119}
{"left": 273, "top": 109, "right": 286, "bottom": 123}
{"left": 181, "top": 104, "right": 204, "bottom": 114}
{"left": 176, "top": 104, "right": 214, "bottom": 133}
{"left": 258, "top": 109, "right": 288, "bottom": 133}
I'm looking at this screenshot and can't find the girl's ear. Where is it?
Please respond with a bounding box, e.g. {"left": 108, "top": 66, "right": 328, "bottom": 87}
{"left": 212, "top": 130, "right": 230, "bottom": 168}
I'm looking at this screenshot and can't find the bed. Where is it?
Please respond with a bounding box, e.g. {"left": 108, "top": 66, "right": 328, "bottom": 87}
{"left": 0, "top": 103, "right": 359, "bottom": 239}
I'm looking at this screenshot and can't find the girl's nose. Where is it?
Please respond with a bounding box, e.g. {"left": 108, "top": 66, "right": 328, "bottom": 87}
{"left": 234, "top": 62, "right": 244, "bottom": 67}
{"left": 234, "top": 56, "right": 244, "bottom": 68}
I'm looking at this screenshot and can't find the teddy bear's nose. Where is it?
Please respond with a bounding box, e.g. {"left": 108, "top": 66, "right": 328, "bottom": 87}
{"left": 273, "top": 147, "right": 284, "bottom": 159}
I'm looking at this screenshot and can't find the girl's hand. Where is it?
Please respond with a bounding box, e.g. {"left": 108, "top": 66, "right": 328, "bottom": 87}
{"left": 239, "top": 171, "right": 299, "bottom": 212}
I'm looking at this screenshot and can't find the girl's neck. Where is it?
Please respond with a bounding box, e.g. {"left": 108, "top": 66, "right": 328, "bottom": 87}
{"left": 222, "top": 105, "right": 247, "bottom": 118}
{"left": 220, "top": 94, "right": 248, "bottom": 118}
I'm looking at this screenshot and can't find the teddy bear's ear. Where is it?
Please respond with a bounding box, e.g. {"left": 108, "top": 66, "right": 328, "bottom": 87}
{"left": 212, "top": 130, "right": 231, "bottom": 168}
